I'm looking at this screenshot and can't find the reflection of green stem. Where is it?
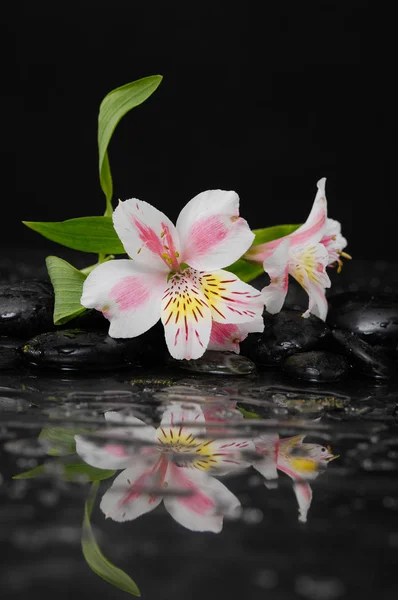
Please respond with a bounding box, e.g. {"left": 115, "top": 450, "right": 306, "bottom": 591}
{"left": 82, "top": 482, "right": 141, "bottom": 596}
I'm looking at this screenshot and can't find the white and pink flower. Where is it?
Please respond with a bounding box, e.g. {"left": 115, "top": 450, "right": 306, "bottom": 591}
{"left": 76, "top": 403, "right": 254, "bottom": 533}
{"left": 252, "top": 433, "right": 338, "bottom": 522}
{"left": 244, "top": 178, "right": 349, "bottom": 320}
{"left": 81, "top": 190, "right": 264, "bottom": 360}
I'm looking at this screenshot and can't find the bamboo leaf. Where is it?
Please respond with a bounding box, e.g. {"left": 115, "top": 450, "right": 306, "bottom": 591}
{"left": 98, "top": 75, "right": 163, "bottom": 214}
{"left": 23, "top": 217, "right": 125, "bottom": 254}
{"left": 46, "top": 256, "right": 87, "bottom": 325}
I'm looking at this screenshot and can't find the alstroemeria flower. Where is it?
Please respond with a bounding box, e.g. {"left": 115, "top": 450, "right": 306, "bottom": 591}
{"left": 81, "top": 190, "right": 265, "bottom": 360}
{"left": 252, "top": 433, "right": 337, "bottom": 522}
{"left": 244, "top": 178, "right": 349, "bottom": 321}
{"left": 76, "top": 403, "right": 254, "bottom": 533}
{"left": 208, "top": 317, "right": 264, "bottom": 353}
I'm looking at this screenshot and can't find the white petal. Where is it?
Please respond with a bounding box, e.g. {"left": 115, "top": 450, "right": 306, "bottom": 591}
{"left": 261, "top": 238, "right": 290, "bottom": 314}
{"left": 163, "top": 463, "right": 241, "bottom": 532}
{"left": 75, "top": 434, "right": 133, "bottom": 471}
{"left": 158, "top": 402, "right": 206, "bottom": 439}
{"left": 161, "top": 270, "right": 212, "bottom": 360}
{"left": 104, "top": 412, "right": 157, "bottom": 444}
{"left": 252, "top": 434, "right": 279, "bottom": 480}
{"left": 199, "top": 270, "right": 264, "bottom": 324}
{"left": 290, "top": 177, "right": 328, "bottom": 246}
{"left": 100, "top": 461, "right": 165, "bottom": 522}
{"left": 293, "top": 481, "right": 312, "bottom": 523}
{"left": 113, "top": 198, "right": 180, "bottom": 272}
{"left": 289, "top": 243, "right": 331, "bottom": 321}
{"left": 81, "top": 259, "right": 167, "bottom": 338}
{"left": 176, "top": 190, "right": 255, "bottom": 271}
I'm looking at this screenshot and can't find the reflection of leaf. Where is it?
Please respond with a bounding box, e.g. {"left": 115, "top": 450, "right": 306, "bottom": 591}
{"left": 82, "top": 482, "right": 141, "bottom": 597}
{"left": 13, "top": 457, "right": 115, "bottom": 482}
{"left": 237, "top": 406, "right": 261, "bottom": 419}
{"left": 13, "top": 465, "right": 46, "bottom": 479}
{"left": 39, "top": 427, "right": 89, "bottom": 456}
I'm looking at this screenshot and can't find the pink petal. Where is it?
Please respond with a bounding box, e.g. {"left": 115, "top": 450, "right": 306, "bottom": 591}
{"left": 208, "top": 318, "right": 264, "bottom": 353}
{"left": 161, "top": 270, "right": 212, "bottom": 360}
{"left": 75, "top": 434, "right": 134, "bottom": 471}
{"left": 163, "top": 463, "right": 241, "bottom": 532}
{"left": 113, "top": 198, "right": 181, "bottom": 272}
{"left": 261, "top": 238, "right": 290, "bottom": 314}
{"left": 289, "top": 177, "right": 328, "bottom": 246}
{"left": 207, "top": 437, "right": 255, "bottom": 475}
{"left": 199, "top": 269, "right": 264, "bottom": 324}
{"left": 81, "top": 259, "right": 167, "bottom": 338}
{"left": 176, "top": 190, "right": 255, "bottom": 271}
{"left": 100, "top": 458, "right": 166, "bottom": 522}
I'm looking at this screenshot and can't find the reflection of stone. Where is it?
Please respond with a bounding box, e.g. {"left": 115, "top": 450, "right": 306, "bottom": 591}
{"left": 171, "top": 350, "right": 256, "bottom": 375}
{"left": 282, "top": 350, "right": 349, "bottom": 382}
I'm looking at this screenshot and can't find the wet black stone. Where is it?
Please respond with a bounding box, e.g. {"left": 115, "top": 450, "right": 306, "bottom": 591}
{"left": 0, "top": 280, "right": 54, "bottom": 338}
{"left": 171, "top": 350, "right": 256, "bottom": 375}
{"left": 331, "top": 329, "right": 396, "bottom": 380}
{"left": 327, "top": 292, "right": 398, "bottom": 348}
{"left": 240, "top": 309, "right": 331, "bottom": 366}
{"left": 21, "top": 329, "right": 143, "bottom": 371}
{"left": 282, "top": 350, "right": 350, "bottom": 382}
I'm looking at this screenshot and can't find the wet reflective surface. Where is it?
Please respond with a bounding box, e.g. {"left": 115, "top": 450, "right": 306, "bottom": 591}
{"left": 1, "top": 363, "right": 398, "bottom": 600}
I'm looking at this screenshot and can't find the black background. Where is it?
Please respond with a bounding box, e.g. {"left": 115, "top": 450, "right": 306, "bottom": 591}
{"left": 6, "top": 1, "right": 396, "bottom": 260}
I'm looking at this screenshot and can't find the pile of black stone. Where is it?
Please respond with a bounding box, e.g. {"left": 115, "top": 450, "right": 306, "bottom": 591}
{"left": 0, "top": 277, "right": 397, "bottom": 381}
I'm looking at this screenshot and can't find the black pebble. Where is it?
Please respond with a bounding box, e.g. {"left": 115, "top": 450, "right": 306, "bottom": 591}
{"left": 21, "top": 329, "right": 143, "bottom": 371}
{"left": 0, "top": 280, "right": 54, "bottom": 338}
{"left": 331, "top": 329, "right": 396, "bottom": 380}
{"left": 240, "top": 309, "right": 330, "bottom": 365}
{"left": 327, "top": 291, "right": 398, "bottom": 348}
{"left": 282, "top": 350, "right": 350, "bottom": 382}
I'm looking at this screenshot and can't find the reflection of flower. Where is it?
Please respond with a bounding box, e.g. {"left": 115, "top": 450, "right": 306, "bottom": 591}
{"left": 253, "top": 433, "right": 337, "bottom": 522}
{"left": 81, "top": 191, "right": 265, "bottom": 360}
{"left": 244, "top": 178, "right": 349, "bottom": 320}
{"left": 76, "top": 403, "right": 254, "bottom": 533}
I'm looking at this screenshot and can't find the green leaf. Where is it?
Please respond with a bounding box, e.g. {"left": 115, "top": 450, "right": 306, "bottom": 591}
{"left": 13, "top": 459, "right": 115, "bottom": 482}
{"left": 46, "top": 256, "right": 87, "bottom": 325}
{"left": 82, "top": 482, "right": 141, "bottom": 596}
{"left": 23, "top": 217, "right": 125, "bottom": 254}
{"left": 252, "top": 224, "right": 300, "bottom": 245}
{"left": 226, "top": 223, "right": 302, "bottom": 283}
{"left": 98, "top": 75, "right": 163, "bottom": 215}
{"left": 225, "top": 258, "right": 264, "bottom": 283}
